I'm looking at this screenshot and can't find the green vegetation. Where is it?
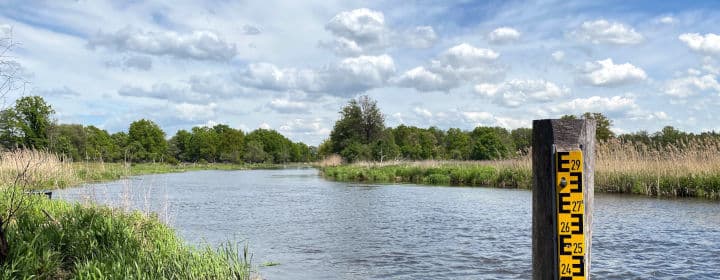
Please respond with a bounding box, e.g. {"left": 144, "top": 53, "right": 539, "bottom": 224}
{"left": 0, "top": 189, "right": 254, "bottom": 279}
{"left": 321, "top": 161, "right": 530, "bottom": 188}
{"left": 321, "top": 138, "right": 720, "bottom": 199}
{"left": 319, "top": 96, "right": 720, "bottom": 199}
{"left": 0, "top": 96, "right": 317, "bottom": 164}
{"left": 321, "top": 96, "right": 530, "bottom": 162}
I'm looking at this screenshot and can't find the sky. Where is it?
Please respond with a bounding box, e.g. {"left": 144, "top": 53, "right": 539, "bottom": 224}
{"left": 2, "top": 0, "right": 720, "bottom": 145}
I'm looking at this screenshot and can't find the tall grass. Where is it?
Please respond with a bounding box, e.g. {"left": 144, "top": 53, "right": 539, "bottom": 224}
{"left": 0, "top": 150, "right": 259, "bottom": 278}
{"left": 0, "top": 190, "right": 255, "bottom": 279}
{"left": 321, "top": 138, "right": 720, "bottom": 199}
{"left": 596, "top": 138, "right": 720, "bottom": 198}
{"left": 0, "top": 149, "right": 295, "bottom": 191}
{"left": 0, "top": 150, "right": 79, "bottom": 188}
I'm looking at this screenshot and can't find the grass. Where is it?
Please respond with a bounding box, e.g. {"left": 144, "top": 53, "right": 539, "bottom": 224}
{"left": 0, "top": 188, "right": 255, "bottom": 279}
{"left": 0, "top": 149, "right": 300, "bottom": 190}
{"left": 321, "top": 138, "right": 720, "bottom": 199}
{"left": 0, "top": 150, "right": 267, "bottom": 278}
{"left": 321, "top": 159, "right": 531, "bottom": 189}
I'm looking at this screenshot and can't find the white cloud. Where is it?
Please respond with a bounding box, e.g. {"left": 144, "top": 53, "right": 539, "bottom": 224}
{"left": 413, "top": 107, "right": 433, "bottom": 118}
{"left": 475, "top": 79, "right": 569, "bottom": 107}
{"left": 39, "top": 86, "right": 81, "bottom": 97}
{"left": 580, "top": 58, "right": 647, "bottom": 86}
{"left": 268, "top": 98, "right": 309, "bottom": 114}
{"left": 461, "top": 111, "right": 494, "bottom": 123}
{"left": 0, "top": 24, "right": 11, "bottom": 37}
{"left": 237, "top": 62, "right": 298, "bottom": 91}
{"left": 488, "top": 27, "right": 520, "bottom": 44}
{"left": 174, "top": 102, "right": 217, "bottom": 121}
{"left": 118, "top": 83, "right": 210, "bottom": 104}
{"left": 242, "top": 24, "right": 262, "bottom": 35}
{"left": 278, "top": 118, "right": 331, "bottom": 136}
{"left": 440, "top": 43, "right": 499, "bottom": 67}
{"left": 322, "top": 8, "right": 388, "bottom": 56}
{"left": 105, "top": 55, "right": 153, "bottom": 71}
{"left": 551, "top": 95, "right": 639, "bottom": 116}
{"left": 664, "top": 74, "right": 720, "bottom": 98}
{"left": 405, "top": 26, "right": 437, "bottom": 49}
{"left": 391, "top": 66, "right": 446, "bottom": 91}
{"left": 658, "top": 16, "right": 677, "bottom": 24}
{"left": 678, "top": 33, "right": 720, "bottom": 56}
{"left": 88, "top": 27, "right": 237, "bottom": 61}
{"left": 236, "top": 54, "right": 395, "bottom": 96}
{"left": 552, "top": 51, "right": 565, "bottom": 61}
{"left": 259, "top": 123, "right": 272, "bottom": 130}
{"left": 393, "top": 43, "right": 503, "bottom": 92}
{"left": 572, "top": 19, "right": 643, "bottom": 45}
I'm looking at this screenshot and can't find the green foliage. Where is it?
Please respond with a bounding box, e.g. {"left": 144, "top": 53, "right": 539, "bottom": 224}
{"left": 329, "top": 95, "right": 386, "bottom": 162}
{"left": 245, "top": 129, "right": 295, "bottom": 163}
{"left": 243, "top": 140, "right": 268, "bottom": 163}
{"left": 127, "top": 119, "right": 167, "bottom": 162}
{"left": 0, "top": 96, "right": 55, "bottom": 149}
{"left": 470, "top": 127, "right": 511, "bottom": 160}
{"left": 0, "top": 191, "right": 253, "bottom": 279}
{"left": 321, "top": 163, "right": 528, "bottom": 188}
{"left": 582, "top": 112, "right": 614, "bottom": 141}
{"left": 510, "top": 128, "right": 532, "bottom": 154}
{"left": 562, "top": 112, "right": 614, "bottom": 141}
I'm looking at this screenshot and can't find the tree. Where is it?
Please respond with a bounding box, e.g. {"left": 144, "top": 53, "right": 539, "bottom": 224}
{"left": 84, "top": 126, "right": 119, "bottom": 161}
{"left": 582, "top": 112, "right": 614, "bottom": 141}
{"left": 127, "top": 119, "right": 167, "bottom": 162}
{"left": 372, "top": 129, "right": 400, "bottom": 162}
{"left": 470, "top": 127, "right": 509, "bottom": 160}
{"left": 329, "top": 95, "right": 386, "bottom": 161}
{"left": 168, "top": 129, "right": 192, "bottom": 162}
{"left": 49, "top": 124, "right": 86, "bottom": 160}
{"left": 0, "top": 96, "right": 55, "bottom": 149}
{"left": 243, "top": 140, "right": 267, "bottom": 163}
{"left": 213, "top": 124, "right": 244, "bottom": 163}
{"left": 244, "top": 129, "right": 294, "bottom": 163}
{"left": 445, "top": 128, "right": 471, "bottom": 160}
{"left": 510, "top": 128, "right": 532, "bottom": 154}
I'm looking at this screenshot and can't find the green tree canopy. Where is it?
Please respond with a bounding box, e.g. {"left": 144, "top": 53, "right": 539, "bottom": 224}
{"left": 127, "top": 119, "right": 167, "bottom": 162}
{"left": 0, "top": 96, "right": 55, "bottom": 149}
{"left": 329, "top": 95, "right": 386, "bottom": 162}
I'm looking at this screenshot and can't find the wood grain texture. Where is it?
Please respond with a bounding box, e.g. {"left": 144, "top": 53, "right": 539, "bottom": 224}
{"left": 532, "top": 119, "right": 595, "bottom": 280}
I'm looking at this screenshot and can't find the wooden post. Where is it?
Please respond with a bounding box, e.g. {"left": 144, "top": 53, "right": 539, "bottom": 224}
{"left": 532, "top": 119, "right": 595, "bottom": 280}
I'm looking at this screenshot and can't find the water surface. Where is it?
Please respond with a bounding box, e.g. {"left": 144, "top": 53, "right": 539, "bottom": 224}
{"left": 56, "top": 168, "right": 720, "bottom": 279}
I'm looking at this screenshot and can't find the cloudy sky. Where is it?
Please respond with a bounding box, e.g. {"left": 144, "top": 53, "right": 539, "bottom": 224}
{"left": 2, "top": 0, "right": 720, "bottom": 145}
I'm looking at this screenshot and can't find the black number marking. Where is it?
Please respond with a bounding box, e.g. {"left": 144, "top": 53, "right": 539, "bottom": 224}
{"left": 572, "top": 201, "right": 583, "bottom": 212}
{"left": 560, "top": 222, "right": 570, "bottom": 233}
{"left": 570, "top": 159, "right": 581, "bottom": 171}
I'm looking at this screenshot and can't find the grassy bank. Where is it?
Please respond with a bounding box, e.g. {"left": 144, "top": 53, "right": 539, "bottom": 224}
{"left": 0, "top": 189, "right": 254, "bottom": 279}
{"left": 0, "top": 150, "right": 263, "bottom": 278}
{"left": 1, "top": 149, "right": 298, "bottom": 190}
{"left": 320, "top": 139, "right": 720, "bottom": 199}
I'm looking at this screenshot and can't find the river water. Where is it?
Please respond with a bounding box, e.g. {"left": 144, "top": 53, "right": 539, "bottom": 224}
{"left": 55, "top": 168, "right": 720, "bottom": 279}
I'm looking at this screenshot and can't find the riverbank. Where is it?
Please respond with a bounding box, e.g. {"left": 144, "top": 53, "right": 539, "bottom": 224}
{"left": 320, "top": 140, "right": 720, "bottom": 199}
{"left": 0, "top": 150, "right": 262, "bottom": 278}
{"left": 0, "top": 189, "right": 255, "bottom": 279}
{"left": 1, "top": 149, "right": 303, "bottom": 191}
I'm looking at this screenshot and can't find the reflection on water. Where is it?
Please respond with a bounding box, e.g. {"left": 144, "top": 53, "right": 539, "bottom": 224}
{"left": 56, "top": 168, "right": 720, "bottom": 279}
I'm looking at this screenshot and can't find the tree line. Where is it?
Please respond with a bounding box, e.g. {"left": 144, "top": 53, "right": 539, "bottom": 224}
{"left": 2, "top": 95, "right": 717, "bottom": 164}
{"left": 321, "top": 96, "right": 720, "bottom": 162}
{"left": 0, "top": 96, "right": 317, "bottom": 163}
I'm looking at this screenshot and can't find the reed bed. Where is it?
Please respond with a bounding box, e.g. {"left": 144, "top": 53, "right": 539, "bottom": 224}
{"left": 321, "top": 138, "right": 720, "bottom": 199}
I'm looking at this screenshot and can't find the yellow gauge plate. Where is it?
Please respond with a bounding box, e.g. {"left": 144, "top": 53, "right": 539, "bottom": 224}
{"left": 556, "top": 150, "right": 586, "bottom": 279}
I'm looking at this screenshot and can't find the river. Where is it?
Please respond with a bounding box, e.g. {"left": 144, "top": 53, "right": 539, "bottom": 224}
{"left": 54, "top": 168, "right": 720, "bottom": 279}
